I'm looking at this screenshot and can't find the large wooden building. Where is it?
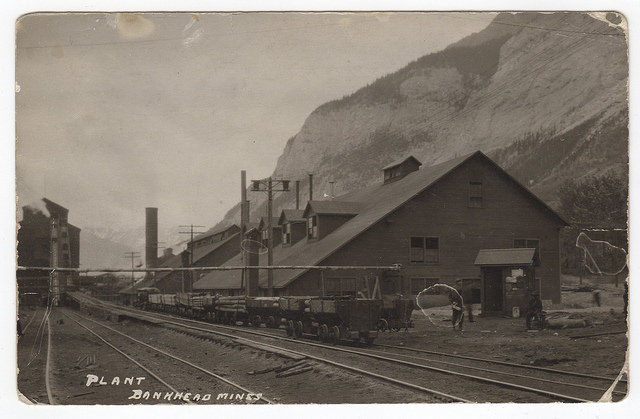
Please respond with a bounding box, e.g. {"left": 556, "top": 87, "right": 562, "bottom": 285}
{"left": 120, "top": 224, "right": 244, "bottom": 295}
{"left": 193, "top": 152, "right": 568, "bottom": 308}
{"left": 17, "top": 198, "right": 81, "bottom": 302}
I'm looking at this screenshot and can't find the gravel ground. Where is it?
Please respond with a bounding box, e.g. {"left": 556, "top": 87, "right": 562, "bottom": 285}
{"left": 18, "top": 275, "right": 628, "bottom": 405}
{"left": 103, "top": 305, "right": 609, "bottom": 403}
{"left": 19, "top": 306, "right": 432, "bottom": 404}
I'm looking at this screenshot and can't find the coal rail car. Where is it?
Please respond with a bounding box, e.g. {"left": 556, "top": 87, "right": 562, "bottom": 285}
{"left": 133, "top": 291, "right": 411, "bottom": 345}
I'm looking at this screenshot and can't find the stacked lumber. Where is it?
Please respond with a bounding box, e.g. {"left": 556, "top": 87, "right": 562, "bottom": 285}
{"left": 216, "top": 295, "right": 247, "bottom": 313}
{"left": 202, "top": 294, "right": 217, "bottom": 308}
{"left": 149, "top": 294, "right": 163, "bottom": 305}
{"left": 246, "top": 296, "right": 280, "bottom": 309}
{"left": 161, "top": 294, "right": 177, "bottom": 306}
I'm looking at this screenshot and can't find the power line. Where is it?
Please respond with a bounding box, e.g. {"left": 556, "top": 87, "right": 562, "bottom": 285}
{"left": 123, "top": 251, "right": 141, "bottom": 291}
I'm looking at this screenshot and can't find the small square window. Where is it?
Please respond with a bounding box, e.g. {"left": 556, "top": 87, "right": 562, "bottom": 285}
{"left": 469, "top": 181, "right": 483, "bottom": 208}
{"left": 410, "top": 237, "right": 439, "bottom": 264}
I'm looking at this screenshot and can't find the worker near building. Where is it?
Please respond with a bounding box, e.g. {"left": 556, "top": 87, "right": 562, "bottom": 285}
{"left": 466, "top": 301, "right": 474, "bottom": 323}
{"left": 450, "top": 293, "right": 464, "bottom": 331}
{"left": 525, "top": 292, "right": 544, "bottom": 330}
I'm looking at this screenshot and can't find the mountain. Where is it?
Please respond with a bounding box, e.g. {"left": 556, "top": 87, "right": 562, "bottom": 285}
{"left": 215, "top": 12, "right": 628, "bottom": 228}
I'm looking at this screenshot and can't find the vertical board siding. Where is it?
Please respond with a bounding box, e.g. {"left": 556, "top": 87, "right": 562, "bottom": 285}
{"left": 287, "top": 156, "right": 563, "bottom": 302}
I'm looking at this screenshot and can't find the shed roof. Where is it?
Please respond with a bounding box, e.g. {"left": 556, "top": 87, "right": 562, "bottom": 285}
{"left": 474, "top": 248, "right": 538, "bottom": 266}
{"left": 191, "top": 232, "right": 239, "bottom": 264}
{"left": 382, "top": 155, "right": 422, "bottom": 170}
{"left": 194, "top": 151, "right": 567, "bottom": 291}
{"left": 258, "top": 217, "right": 281, "bottom": 231}
{"left": 279, "top": 209, "right": 306, "bottom": 225}
{"left": 193, "top": 223, "right": 239, "bottom": 242}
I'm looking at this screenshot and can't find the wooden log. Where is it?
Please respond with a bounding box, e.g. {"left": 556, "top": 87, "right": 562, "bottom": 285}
{"left": 247, "top": 365, "right": 282, "bottom": 375}
{"left": 274, "top": 360, "right": 308, "bottom": 373}
{"left": 276, "top": 366, "right": 314, "bottom": 378}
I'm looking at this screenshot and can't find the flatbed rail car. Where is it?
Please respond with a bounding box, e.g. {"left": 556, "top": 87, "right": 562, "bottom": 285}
{"left": 284, "top": 296, "right": 383, "bottom": 345}
{"left": 214, "top": 295, "right": 248, "bottom": 325}
{"left": 133, "top": 292, "right": 400, "bottom": 345}
{"left": 176, "top": 292, "right": 207, "bottom": 318}
{"left": 245, "top": 297, "right": 281, "bottom": 328}
{"left": 134, "top": 287, "right": 160, "bottom": 309}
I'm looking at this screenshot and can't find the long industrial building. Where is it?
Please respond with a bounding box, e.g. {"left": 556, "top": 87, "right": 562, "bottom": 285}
{"left": 193, "top": 151, "right": 568, "bottom": 310}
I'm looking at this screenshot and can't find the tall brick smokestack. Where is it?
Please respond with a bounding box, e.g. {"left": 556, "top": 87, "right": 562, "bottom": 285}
{"left": 145, "top": 207, "right": 158, "bottom": 269}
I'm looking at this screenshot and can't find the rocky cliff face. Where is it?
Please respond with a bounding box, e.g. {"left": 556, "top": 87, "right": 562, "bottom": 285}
{"left": 218, "top": 12, "right": 628, "bottom": 227}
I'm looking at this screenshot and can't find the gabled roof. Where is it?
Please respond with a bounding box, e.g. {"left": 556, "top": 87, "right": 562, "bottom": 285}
{"left": 147, "top": 252, "right": 184, "bottom": 284}
{"left": 194, "top": 151, "right": 568, "bottom": 291}
{"left": 302, "top": 201, "right": 361, "bottom": 217}
{"left": 245, "top": 221, "right": 260, "bottom": 234}
{"left": 193, "top": 223, "right": 239, "bottom": 242}
{"left": 258, "top": 217, "right": 281, "bottom": 231}
{"left": 190, "top": 232, "right": 239, "bottom": 264}
{"left": 474, "top": 248, "right": 538, "bottom": 266}
{"left": 42, "top": 198, "right": 69, "bottom": 216}
{"left": 382, "top": 155, "right": 422, "bottom": 170}
{"left": 279, "top": 209, "right": 306, "bottom": 225}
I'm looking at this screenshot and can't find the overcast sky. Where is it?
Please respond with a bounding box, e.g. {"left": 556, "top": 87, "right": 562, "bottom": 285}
{"left": 16, "top": 12, "right": 493, "bottom": 231}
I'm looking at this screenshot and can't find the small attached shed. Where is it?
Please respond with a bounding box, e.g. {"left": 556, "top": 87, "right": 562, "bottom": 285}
{"left": 474, "top": 248, "right": 539, "bottom": 316}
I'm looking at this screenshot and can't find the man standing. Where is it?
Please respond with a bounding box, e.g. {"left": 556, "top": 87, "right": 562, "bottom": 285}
{"left": 450, "top": 295, "right": 464, "bottom": 331}
{"left": 525, "top": 292, "right": 544, "bottom": 330}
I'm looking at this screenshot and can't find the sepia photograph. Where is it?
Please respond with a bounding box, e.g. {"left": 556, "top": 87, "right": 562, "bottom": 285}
{"left": 13, "top": 9, "right": 630, "bottom": 407}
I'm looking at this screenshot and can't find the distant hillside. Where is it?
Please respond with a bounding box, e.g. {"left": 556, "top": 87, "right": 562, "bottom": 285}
{"left": 216, "top": 12, "right": 627, "bottom": 228}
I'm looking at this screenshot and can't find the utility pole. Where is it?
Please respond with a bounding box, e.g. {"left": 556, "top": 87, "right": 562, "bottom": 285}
{"left": 240, "top": 170, "right": 249, "bottom": 294}
{"left": 179, "top": 225, "right": 205, "bottom": 292}
{"left": 123, "top": 252, "right": 141, "bottom": 296}
{"left": 251, "top": 176, "right": 290, "bottom": 296}
{"left": 50, "top": 218, "right": 59, "bottom": 306}
{"left": 267, "top": 177, "right": 273, "bottom": 296}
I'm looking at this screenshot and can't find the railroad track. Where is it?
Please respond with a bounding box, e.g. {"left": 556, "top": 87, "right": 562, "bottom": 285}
{"left": 68, "top": 296, "right": 468, "bottom": 402}
{"left": 62, "top": 310, "right": 273, "bottom": 404}
{"left": 18, "top": 305, "right": 55, "bottom": 404}
{"left": 68, "top": 294, "right": 622, "bottom": 402}
{"left": 20, "top": 308, "right": 40, "bottom": 334}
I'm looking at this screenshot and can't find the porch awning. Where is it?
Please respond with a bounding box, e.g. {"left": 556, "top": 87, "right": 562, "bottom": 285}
{"left": 474, "top": 248, "right": 538, "bottom": 266}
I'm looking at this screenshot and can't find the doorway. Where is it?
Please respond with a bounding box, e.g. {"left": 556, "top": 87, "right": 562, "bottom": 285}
{"left": 483, "top": 268, "right": 503, "bottom": 313}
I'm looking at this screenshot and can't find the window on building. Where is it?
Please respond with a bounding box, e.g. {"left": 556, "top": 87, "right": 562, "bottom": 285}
{"left": 283, "top": 223, "right": 292, "bottom": 245}
{"left": 261, "top": 229, "right": 269, "bottom": 246}
{"left": 410, "top": 237, "right": 439, "bottom": 264}
{"left": 410, "top": 237, "right": 425, "bottom": 262}
{"left": 410, "top": 278, "right": 438, "bottom": 295}
{"left": 469, "top": 181, "right": 483, "bottom": 208}
{"left": 307, "top": 216, "right": 318, "bottom": 238}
